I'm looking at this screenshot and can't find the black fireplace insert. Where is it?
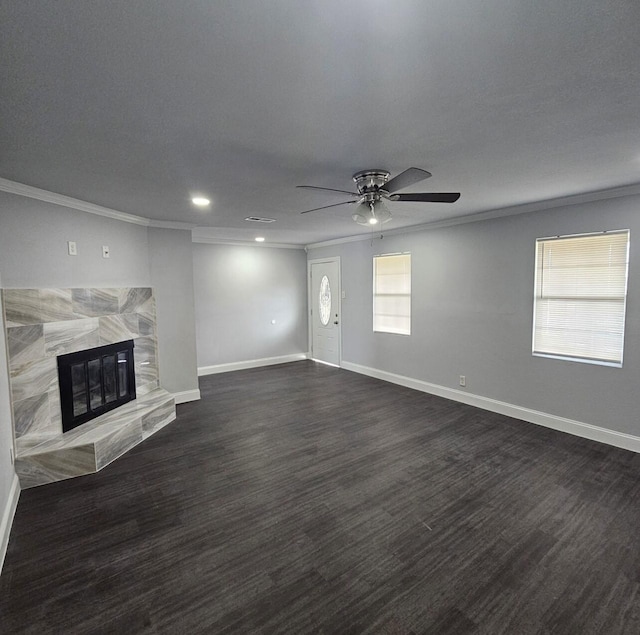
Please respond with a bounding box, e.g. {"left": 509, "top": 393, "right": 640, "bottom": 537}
{"left": 57, "top": 340, "right": 136, "bottom": 433}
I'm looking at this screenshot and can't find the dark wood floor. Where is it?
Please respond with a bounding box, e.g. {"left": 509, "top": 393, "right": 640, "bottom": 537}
{"left": 2, "top": 361, "right": 640, "bottom": 634}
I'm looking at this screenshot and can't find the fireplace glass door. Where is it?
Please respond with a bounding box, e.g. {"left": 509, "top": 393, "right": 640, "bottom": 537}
{"left": 58, "top": 340, "right": 136, "bottom": 433}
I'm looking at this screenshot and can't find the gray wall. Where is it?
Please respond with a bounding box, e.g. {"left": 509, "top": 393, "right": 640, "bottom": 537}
{"left": 0, "top": 192, "right": 151, "bottom": 288}
{"left": 0, "top": 192, "right": 199, "bottom": 398}
{"left": 193, "top": 243, "right": 308, "bottom": 367}
{"left": 0, "top": 274, "right": 17, "bottom": 547}
{"left": 149, "top": 228, "right": 199, "bottom": 395}
{"left": 308, "top": 193, "right": 640, "bottom": 437}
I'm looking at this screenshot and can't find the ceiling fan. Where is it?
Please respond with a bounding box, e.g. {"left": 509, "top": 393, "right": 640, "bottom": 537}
{"left": 297, "top": 167, "right": 460, "bottom": 226}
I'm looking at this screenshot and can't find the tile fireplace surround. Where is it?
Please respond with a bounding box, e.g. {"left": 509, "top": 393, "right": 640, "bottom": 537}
{"left": 2, "top": 287, "right": 176, "bottom": 488}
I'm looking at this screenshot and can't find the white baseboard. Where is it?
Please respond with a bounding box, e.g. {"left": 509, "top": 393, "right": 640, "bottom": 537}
{"left": 173, "top": 389, "right": 201, "bottom": 404}
{"left": 1, "top": 474, "right": 20, "bottom": 576}
{"left": 341, "top": 361, "right": 640, "bottom": 454}
{"left": 310, "top": 358, "right": 341, "bottom": 368}
{"left": 198, "top": 353, "right": 308, "bottom": 376}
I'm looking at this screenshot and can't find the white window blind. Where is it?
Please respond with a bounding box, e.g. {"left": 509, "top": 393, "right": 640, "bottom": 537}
{"left": 373, "top": 254, "right": 411, "bottom": 335}
{"left": 533, "top": 230, "right": 630, "bottom": 366}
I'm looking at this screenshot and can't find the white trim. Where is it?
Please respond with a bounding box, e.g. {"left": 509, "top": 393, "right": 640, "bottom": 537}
{"left": 0, "top": 177, "right": 149, "bottom": 225}
{"left": 305, "top": 182, "right": 640, "bottom": 250}
{"left": 4, "top": 176, "right": 640, "bottom": 248}
{"left": 532, "top": 352, "right": 622, "bottom": 368}
{"left": 173, "top": 389, "right": 201, "bottom": 404}
{"left": 198, "top": 353, "right": 308, "bottom": 376}
{"left": 191, "top": 233, "right": 304, "bottom": 250}
{"left": 0, "top": 177, "right": 194, "bottom": 230}
{"left": 341, "top": 361, "right": 640, "bottom": 454}
{"left": 305, "top": 233, "right": 371, "bottom": 250}
{"left": 0, "top": 474, "right": 20, "bottom": 576}
{"left": 149, "top": 219, "right": 196, "bottom": 230}
{"left": 310, "top": 358, "right": 340, "bottom": 368}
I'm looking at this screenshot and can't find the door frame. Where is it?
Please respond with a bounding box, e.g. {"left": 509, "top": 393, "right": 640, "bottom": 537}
{"left": 307, "top": 256, "right": 342, "bottom": 367}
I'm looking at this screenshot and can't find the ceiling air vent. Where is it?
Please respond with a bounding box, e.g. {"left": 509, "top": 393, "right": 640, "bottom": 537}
{"left": 244, "top": 216, "right": 276, "bottom": 223}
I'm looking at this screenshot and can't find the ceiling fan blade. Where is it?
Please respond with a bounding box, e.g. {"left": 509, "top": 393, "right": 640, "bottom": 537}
{"left": 384, "top": 167, "right": 432, "bottom": 194}
{"left": 391, "top": 192, "right": 461, "bottom": 203}
{"left": 300, "top": 200, "right": 358, "bottom": 214}
{"left": 297, "top": 185, "right": 359, "bottom": 197}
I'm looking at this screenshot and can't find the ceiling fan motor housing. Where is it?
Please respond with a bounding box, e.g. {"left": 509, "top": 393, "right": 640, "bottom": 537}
{"left": 352, "top": 170, "right": 391, "bottom": 196}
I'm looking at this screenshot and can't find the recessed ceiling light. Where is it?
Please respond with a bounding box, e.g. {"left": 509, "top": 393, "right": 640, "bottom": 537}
{"left": 255, "top": 237, "right": 265, "bottom": 242}
{"left": 191, "top": 197, "right": 210, "bottom": 207}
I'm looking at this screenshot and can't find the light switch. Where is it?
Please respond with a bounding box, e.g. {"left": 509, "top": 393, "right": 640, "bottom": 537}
{"left": 67, "top": 241, "right": 77, "bottom": 256}
{"left": 102, "top": 245, "right": 110, "bottom": 258}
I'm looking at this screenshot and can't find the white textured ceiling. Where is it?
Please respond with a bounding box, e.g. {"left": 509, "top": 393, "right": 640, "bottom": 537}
{"left": 1, "top": 0, "right": 639, "bottom": 245}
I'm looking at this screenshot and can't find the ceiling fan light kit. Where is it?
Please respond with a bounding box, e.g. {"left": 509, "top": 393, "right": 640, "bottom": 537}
{"left": 352, "top": 200, "right": 392, "bottom": 226}
{"left": 298, "top": 167, "right": 460, "bottom": 226}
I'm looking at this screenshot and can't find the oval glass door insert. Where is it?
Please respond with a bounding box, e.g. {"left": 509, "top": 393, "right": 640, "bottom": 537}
{"left": 319, "top": 275, "right": 331, "bottom": 326}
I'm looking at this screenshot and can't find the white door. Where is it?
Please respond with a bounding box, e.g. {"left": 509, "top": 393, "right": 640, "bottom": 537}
{"left": 310, "top": 259, "right": 341, "bottom": 366}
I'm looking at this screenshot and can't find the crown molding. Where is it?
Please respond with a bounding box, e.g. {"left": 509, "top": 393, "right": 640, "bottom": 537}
{"left": 191, "top": 234, "right": 305, "bottom": 250}
{"left": 5, "top": 175, "right": 639, "bottom": 248}
{"left": 305, "top": 232, "right": 376, "bottom": 250}
{"left": 148, "top": 219, "right": 195, "bottom": 230}
{"left": 0, "top": 177, "right": 194, "bottom": 230}
{"left": 0, "top": 177, "right": 151, "bottom": 225}
{"left": 305, "top": 182, "right": 640, "bottom": 250}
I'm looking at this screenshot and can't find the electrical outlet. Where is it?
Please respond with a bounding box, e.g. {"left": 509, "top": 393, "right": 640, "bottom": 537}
{"left": 102, "top": 245, "right": 110, "bottom": 258}
{"left": 459, "top": 375, "right": 466, "bottom": 387}
{"left": 67, "top": 241, "right": 77, "bottom": 256}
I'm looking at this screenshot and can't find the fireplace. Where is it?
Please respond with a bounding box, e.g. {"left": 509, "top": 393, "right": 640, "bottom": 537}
{"left": 3, "top": 287, "right": 178, "bottom": 488}
{"left": 57, "top": 340, "right": 136, "bottom": 433}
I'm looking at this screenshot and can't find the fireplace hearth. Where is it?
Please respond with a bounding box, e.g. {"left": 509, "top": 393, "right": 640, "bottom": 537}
{"left": 58, "top": 340, "right": 136, "bottom": 433}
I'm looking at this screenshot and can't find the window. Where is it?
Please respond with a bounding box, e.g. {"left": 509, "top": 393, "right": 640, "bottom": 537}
{"left": 373, "top": 253, "right": 411, "bottom": 335}
{"left": 532, "top": 230, "right": 630, "bottom": 366}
